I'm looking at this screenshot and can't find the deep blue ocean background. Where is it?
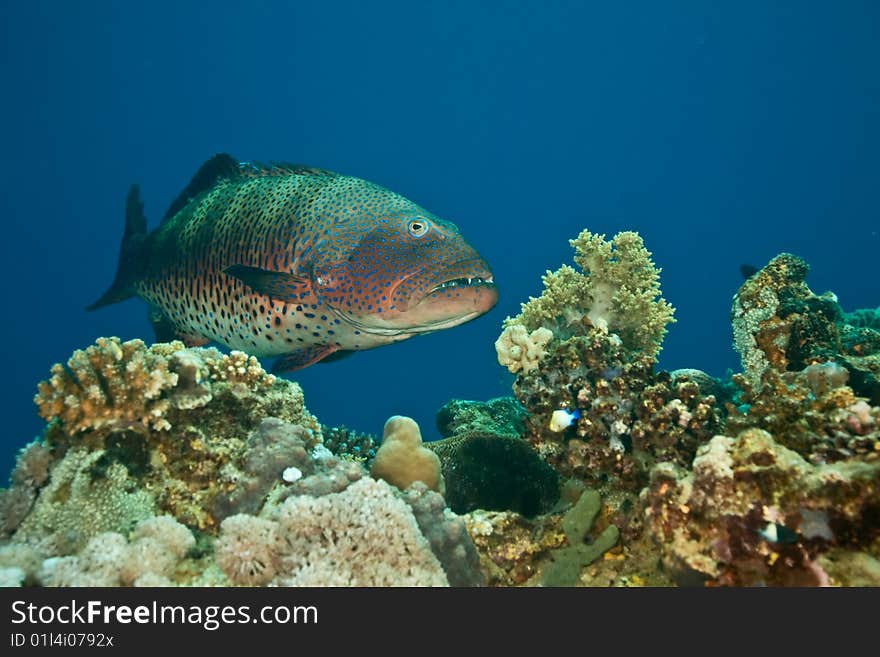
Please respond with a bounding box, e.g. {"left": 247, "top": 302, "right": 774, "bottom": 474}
{"left": 1, "top": 1, "right": 877, "bottom": 476}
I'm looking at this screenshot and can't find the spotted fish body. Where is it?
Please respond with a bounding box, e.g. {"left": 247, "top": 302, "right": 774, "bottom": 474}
{"left": 89, "top": 154, "right": 497, "bottom": 371}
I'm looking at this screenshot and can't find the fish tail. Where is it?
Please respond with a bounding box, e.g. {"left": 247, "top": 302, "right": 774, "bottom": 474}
{"left": 86, "top": 184, "right": 149, "bottom": 311}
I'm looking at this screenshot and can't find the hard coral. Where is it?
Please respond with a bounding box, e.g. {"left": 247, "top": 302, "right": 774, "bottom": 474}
{"left": 29, "top": 337, "right": 321, "bottom": 532}
{"left": 34, "top": 515, "right": 194, "bottom": 587}
{"left": 217, "top": 477, "right": 449, "bottom": 586}
{"left": 14, "top": 447, "right": 156, "bottom": 556}
{"left": 371, "top": 416, "right": 444, "bottom": 494}
{"left": 726, "top": 364, "right": 879, "bottom": 464}
{"left": 495, "top": 325, "right": 553, "bottom": 374}
{"left": 35, "top": 338, "right": 185, "bottom": 433}
{"left": 729, "top": 253, "right": 880, "bottom": 402}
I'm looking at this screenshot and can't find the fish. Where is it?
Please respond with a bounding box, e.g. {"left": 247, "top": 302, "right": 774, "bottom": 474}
{"left": 739, "top": 264, "right": 758, "bottom": 279}
{"left": 549, "top": 408, "right": 580, "bottom": 432}
{"left": 88, "top": 154, "right": 498, "bottom": 371}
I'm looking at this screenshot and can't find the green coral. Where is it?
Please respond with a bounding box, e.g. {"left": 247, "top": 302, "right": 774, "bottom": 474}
{"left": 14, "top": 447, "right": 156, "bottom": 556}
{"left": 505, "top": 230, "right": 675, "bottom": 360}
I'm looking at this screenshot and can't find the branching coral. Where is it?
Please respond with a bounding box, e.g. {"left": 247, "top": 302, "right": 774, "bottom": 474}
{"left": 35, "top": 338, "right": 185, "bottom": 433}
{"left": 35, "top": 338, "right": 286, "bottom": 436}
{"left": 504, "top": 230, "right": 675, "bottom": 360}
{"left": 28, "top": 337, "right": 321, "bottom": 532}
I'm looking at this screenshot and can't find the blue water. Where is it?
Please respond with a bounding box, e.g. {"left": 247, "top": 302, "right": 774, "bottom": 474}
{"left": 1, "top": 1, "right": 878, "bottom": 476}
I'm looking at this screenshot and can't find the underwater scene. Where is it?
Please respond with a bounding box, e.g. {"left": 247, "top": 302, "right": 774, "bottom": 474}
{"left": 1, "top": 3, "right": 878, "bottom": 587}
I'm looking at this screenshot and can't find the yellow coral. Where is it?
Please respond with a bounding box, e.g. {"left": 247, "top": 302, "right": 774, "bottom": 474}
{"left": 35, "top": 338, "right": 182, "bottom": 433}
{"left": 371, "top": 416, "right": 444, "bottom": 494}
{"left": 34, "top": 338, "right": 282, "bottom": 436}
{"left": 204, "top": 350, "right": 276, "bottom": 389}
{"left": 503, "top": 230, "right": 675, "bottom": 360}
{"left": 495, "top": 325, "right": 553, "bottom": 374}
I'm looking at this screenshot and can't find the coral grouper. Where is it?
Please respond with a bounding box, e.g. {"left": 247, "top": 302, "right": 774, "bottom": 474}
{"left": 89, "top": 154, "right": 498, "bottom": 371}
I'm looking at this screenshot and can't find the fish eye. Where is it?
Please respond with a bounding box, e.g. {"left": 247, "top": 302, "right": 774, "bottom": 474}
{"left": 407, "top": 218, "right": 429, "bottom": 238}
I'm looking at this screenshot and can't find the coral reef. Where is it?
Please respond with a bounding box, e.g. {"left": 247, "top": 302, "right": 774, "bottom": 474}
{"left": 370, "top": 416, "right": 444, "bottom": 494}
{"left": 731, "top": 254, "right": 880, "bottom": 404}
{"left": 428, "top": 431, "right": 559, "bottom": 516}
{"left": 0, "top": 440, "right": 52, "bottom": 538}
{"left": 643, "top": 428, "right": 880, "bottom": 586}
{"left": 7, "top": 239, "right": 879, "bottom": 589}
{"left": 210, "top": 417, "right": 318, "bottom": 520}
{"left": 502, "top": 326, "right": 720, "bottom": 538}
{"left": 400, "top": 482, "right": 485, "bottom": 586}
{"left": 37, "top": 516, "right": 195, "bottom": 587}
{"left": 725, "top": 363, "right": 879, "bottom": 465}
{"left": 462, "top": 487, "right": 624, "bottom": 587}
{"left": 6, "top": 341, "right": 488, "bottom": 588}
{"left": 14, "top": 447, "right": 156, "bottom": 556}
{"left": 24, "top": 338, "right": 322, "bottom": 532}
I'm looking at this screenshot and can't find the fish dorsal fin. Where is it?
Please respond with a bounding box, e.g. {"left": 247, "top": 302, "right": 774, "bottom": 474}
{"left": 162, "top": 155, "right": 339, "bottom": 223}
{"left": 162, "top": 153, "right": 241, "bottom": 222}
{"left": 237, "top": 161, "right": 339, "bottom": 179}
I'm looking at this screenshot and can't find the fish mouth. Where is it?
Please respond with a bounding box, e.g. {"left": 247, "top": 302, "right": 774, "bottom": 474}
{"left": 336, "top": 269, "right": 497, "bottom": 336}
{"left": 427, "top": 274, "right": 496, "bottom": 295}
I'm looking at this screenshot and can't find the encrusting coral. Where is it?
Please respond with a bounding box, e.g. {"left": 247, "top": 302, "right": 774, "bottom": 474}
{"left": 731, "top": 253, "right": 880, "bottom": 404}
{"left": 13, "top": 447, "right": 156, "bottom": 556}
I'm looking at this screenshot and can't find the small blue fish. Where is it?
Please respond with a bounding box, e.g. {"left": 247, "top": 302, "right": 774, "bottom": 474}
{"left": 549, "top": 408, "right": 580, "bottom": 432}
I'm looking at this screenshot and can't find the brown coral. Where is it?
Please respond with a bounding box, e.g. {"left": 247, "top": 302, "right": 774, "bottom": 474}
{"left": 371, "top": 416, "right": 444, "bottom": 494}
{"left": 35, "top": 338, "right": 184, "bottom": 433}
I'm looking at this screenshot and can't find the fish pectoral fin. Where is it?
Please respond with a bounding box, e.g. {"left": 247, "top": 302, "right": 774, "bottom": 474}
{"left": 272, "top": 345, "right": 340, "bottom": 372}
{"left": 148, "top": 307, "right": 179, "bottom": 343}
{"left": 317, "top": 349, "right": 354, "bottom": 364}
{"left": 148, "top": 306, "right": 210, "bottom": 347}
{"left": 177, "top": 332, "right": 211, "bottom": 347}
{"left": 224, "top": 265, "right": 312, "bottom": 301}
